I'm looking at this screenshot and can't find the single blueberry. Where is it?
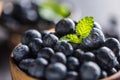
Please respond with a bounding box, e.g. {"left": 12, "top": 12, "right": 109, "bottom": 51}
{"left": 55, "top": 18, "right": 75, "bottom": 37}
{"left": 104, "top": 38, "right": 120, "bottom": 57}
{"left": 80, "top": 28, "right": 105, "bottom": 51}
{"left": 82, "top": 52, "right": 95, "bottom": 62}
{"left": 28, "top": 58, "right": 48, "bottom": 78}
{"left": 13, "top": 44, "right": 30, "bottom": 62}
{"left": 43, "top": 34, "right": 58, "bottom": 47}
{"left": 80, "top": 61, "right": 101, "bottom": 80}
{"left": 19, "top": 58, "right": 34, "bottom": 71}
{"left": 96, "top": 47, "right": 119, "bottom": 69}
{"left": 37, "top": 47, "right": 54, "bottom": 60}
{"left": 54, "top": 42, "right": 73, "bottom": 56}
{"left": 50, "top": 52, "right": 67, "bottom": 64}
{"left": 100, "top": 70, "right": 108, "bottom": 79}
{"left": 64, "top": 71, "right": 79, "bottom": 80}
{"left": 29, "top": 38, "right": 43, "bottom": 54}
{"left": 21, "top": 29, "right": 41, "bottom": 45}
{"left": 67, "top": 57, "right": 80, "bottom": 70}
{"left": 45, "top": 63, "right": 67, "bottom": 80}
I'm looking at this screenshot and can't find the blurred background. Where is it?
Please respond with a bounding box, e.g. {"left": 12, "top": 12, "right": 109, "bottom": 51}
{"left": 0, "top": 0, "right": 120, "bottom": 80}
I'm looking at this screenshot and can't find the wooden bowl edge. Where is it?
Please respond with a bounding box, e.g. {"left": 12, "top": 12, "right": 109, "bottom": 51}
{"left": 9, "top": 54, "right": 37, "bottom": 80}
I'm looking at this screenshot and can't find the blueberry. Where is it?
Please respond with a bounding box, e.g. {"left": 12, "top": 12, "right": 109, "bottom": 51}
{"left": 11, "top": 0, "right": 39, "bottom": 25}
{"left": 82, "top": 52, "right": 95, "bottom": 62}
{"left": 80, "top": 61, "right": 101, "bottom": 80}
{"left": 100, "top": 70, "right": 108, "bottom": 79}
{"left": 64, "top": 71, "right": 79, "bottom": 80}
{"left": 55, "top": 18, "right": 75, "bottom": 37}
{"left": 43, "top": 34, "right": 58, "bottom": 47}
{"left": 54, "top": 42, "right": 73, "bottom": 56}
{"left": 21, "top": 29, "right": 41, "bottom": 45}
{"left": 45, "top": 63, "right": 67, "bottom": 80}
{"left": 96, "top": 47, "right": 119, "bottom": 69}
{"left": 73, "top": 49, "right": 84, "bottom": 62}
{"left": 67, "top": 57, "right": 80, "bottom": 70}
{"left": 13, "top": 44, "right": 30, "bottom": 62}
{"left": 41, "top": 30, "right": 50, "bottom": 38}
{"left": 19, "top": 58, "right": 34, "bottom": 71}
{"left": 93, "top": 22, "right": 102, "bottom": 30}
{"left": 29, "top": 38, "right": 43, "bottom": 54}
{"left": 80, "top": 28, "right": 105, "bottom": 51}
{"left": 28, "top": 58, "right": 48, "bottom": 78}
{"left": 70, "top": 43, "right": 79, "bottom": 49}
{"left": 115, "top": 64, "right": 120, "bottom": 71}
{"left": 104, "top": 38, "right": 120, "bottom": 57}
{"left": 37, "top": 47, "right": 54, "bottom": 60}
{"left": 50, "top": 52, "right": 67, "bottom": 64}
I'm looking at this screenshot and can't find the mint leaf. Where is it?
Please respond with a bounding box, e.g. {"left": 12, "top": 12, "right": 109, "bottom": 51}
{"left": 39, "top": 0, "right": 70, "bottom": 21}
{"left": 60, "top": 34, "right": 81, "bottom": 43}
{"left": 76, "top": 16, "right": 94, "bottom": 38}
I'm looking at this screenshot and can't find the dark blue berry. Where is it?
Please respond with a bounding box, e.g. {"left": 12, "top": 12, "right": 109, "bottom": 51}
{"left": 45, "top": 63, "right": 67, "bottom": 80}
{"left": 64, "top": 71, "right": 79, "bottom": 80}
{"left": 67, "top": 57, "right": 80, "bottom": 70}
{"left": 70, "top": 43, "right": 79, "bottom": 49}
{"left": 50, "top": 52, "right": 67, "bottom": 64}
{"left": 80, "top": 28, "right": 105, "bottom": 51}
{"left": 55, "top": 18, "right": 75, "bottom": 37}
{"left": 29, "top": 38, "right": 43, "bottom": 54}
{"left": 13, "top": 44, "right": 30, "bottom": 62}
{"left": 28, "top": 58, "right": 48, "bottom": 78}
{"left": 82, "top": 52, "right": 95, "bottom": 62}
{"left": 100, "top": 71, "right": 108, "bottom": 79}
{"left": 43, "top": 34, "right": 58, "bottom": 47}
{"left": 37, "top": 47, "right": 54, "bottom": 60}
{"left": 104, "top": 38, "right": 120, "bottom": 57}
{"left": 54, "top": 42, "right": 73, "bottom": 56}
{"left": 19, "top": 58, "right": 34, "bottom": 71}
{"left": 115, "top": 64, "right": 120, "bottom": 71}
{"left": 41, "top": 30, "right": 50, "bottom": 38}
{"left": 73, "top": 49, "right": 84, "bottom": 63}
{"left": 21, "top": 29, "right": 41, "bottom": 45}
{"left": 93, "top": 22, "right": 102, "bottom": 30}
{"left": 80, "top": 61, "right": 101, "bottom": 80}
{"left": 96, "top": 47, "right": 119, "bottom": 69}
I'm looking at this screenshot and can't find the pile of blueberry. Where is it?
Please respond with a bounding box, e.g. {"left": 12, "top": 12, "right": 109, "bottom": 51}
{"left": 0, "top": 0, "right": 53, "bottom": 31}
{"left": 13, "top": 18, "right": 120, "bottom": 80}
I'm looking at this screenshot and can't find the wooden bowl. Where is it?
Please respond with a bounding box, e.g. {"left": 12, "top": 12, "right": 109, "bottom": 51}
{"left": 9, "top": 29, "right": 120, "bottom": 80}
{"left": 10, "top": 51, "right": 120, "bottom": 80}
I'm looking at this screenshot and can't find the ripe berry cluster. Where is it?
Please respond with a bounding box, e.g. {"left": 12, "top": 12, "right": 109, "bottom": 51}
{"left": 13, "top": 18, "right": 120, "bottom": 80}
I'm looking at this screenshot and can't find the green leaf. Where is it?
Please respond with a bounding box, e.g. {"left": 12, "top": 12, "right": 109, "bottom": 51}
{"left": 39, "top": 0, "right": 70, "bottom": 21}
{"left": 60, "top": 34, "right": 82, "bottom": 43}
{"left": 76, "top": 16, "right": 94, "bottom": 38}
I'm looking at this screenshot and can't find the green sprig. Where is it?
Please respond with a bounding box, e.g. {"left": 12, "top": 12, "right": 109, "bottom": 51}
{"left": 60, "top": 16, "right": 94, "bottom": 43}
